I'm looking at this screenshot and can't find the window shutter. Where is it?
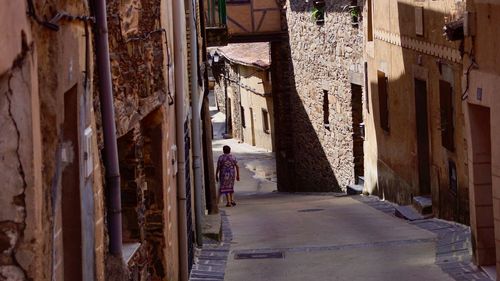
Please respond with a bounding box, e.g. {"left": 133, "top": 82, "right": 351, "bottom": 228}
{"left": 439, "top": 80, "right": 454, "bottom": 151}
{"left": 378, "top": 71, "right": 389, "bottom": 132}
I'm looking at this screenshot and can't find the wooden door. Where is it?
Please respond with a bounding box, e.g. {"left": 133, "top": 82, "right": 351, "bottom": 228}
{"left": 414, "top": 79, "right": 431, "bottom": 195}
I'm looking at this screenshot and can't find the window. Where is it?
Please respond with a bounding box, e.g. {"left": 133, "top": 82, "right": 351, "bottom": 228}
{"left": 364, "top": 62, "right": 370, "bottom": 113}
{"left": 439, "top": 80, "right": 454, "bottom": 151}
{"left": 323, "top": 90, "right": 330, "bottom": 129}
{"left": 449, "top": 160, "right": 457, "bottom": 194}
{"left": 377, "top": 71, "right": 389, "bottom": 132}
{"left": 241, "top": 106, "right": 246, "bottom": 128}
{"left": 367, "top": 0, "right": 373, "bottom": 41}
{"left": 262, "top": 109, "right": 270, "bottom": 134}
{"left": 415, "top": 7, "right": 424, "bottom": 36}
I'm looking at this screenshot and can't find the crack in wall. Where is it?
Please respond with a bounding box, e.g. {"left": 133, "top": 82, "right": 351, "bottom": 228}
{"left": 0, "top": 32, "right": 35, "bottom": 280}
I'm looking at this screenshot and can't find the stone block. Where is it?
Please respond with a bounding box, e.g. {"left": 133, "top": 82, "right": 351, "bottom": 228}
{"left": 0, "top": 265, "right": 25, "bottom": 281}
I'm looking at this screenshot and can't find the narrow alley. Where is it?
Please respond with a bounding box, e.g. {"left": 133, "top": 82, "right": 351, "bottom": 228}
{"left": 189, "top": 102, "right": 490, "bottom": 281}
{"left": 3, "top": 1, "right": 500, "bottom": 281}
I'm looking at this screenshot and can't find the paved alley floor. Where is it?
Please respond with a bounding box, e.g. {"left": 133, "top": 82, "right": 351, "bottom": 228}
{"left": 193, "top": 101, "right": 491, "bottom": 281}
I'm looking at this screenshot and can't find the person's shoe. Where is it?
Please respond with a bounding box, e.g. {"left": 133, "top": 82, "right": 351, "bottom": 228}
{"left": 231, "top": 201, "right": 236, "bottom": 206}
{"left": 226, "top": 203, "right": 232, "bottom": 207}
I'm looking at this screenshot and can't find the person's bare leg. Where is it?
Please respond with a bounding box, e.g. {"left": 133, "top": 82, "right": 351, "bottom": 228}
{"left": 225, "top": 194, "right": 231, "bottom": 206}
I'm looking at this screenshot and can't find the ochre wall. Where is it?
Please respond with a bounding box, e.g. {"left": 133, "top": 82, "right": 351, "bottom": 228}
{"left": 364, "top": 0, "right": 469, "bottom": 223}
{"left": 239, "top": 65, "right": 274, "bottom": 151}
{"left": 463, "top": 1, "right": 500, "bottom": 274}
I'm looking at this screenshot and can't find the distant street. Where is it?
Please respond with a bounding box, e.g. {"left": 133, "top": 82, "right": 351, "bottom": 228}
{"left": 204, "top": 100, "right": 490, "bottom": 281}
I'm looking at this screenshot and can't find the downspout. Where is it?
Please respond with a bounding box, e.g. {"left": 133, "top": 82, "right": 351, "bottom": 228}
{"left": 199, "top": 0, "right": 219, "bottom": 214}
{"left": 94, "top": 0, "right": 122, "bottom": 256}
{"left": 224, "top": 67, "right": 228, "bottom": 135}
{"left": 173, "top": 0, "right": 189, "bottom": 279}
{"left": 187, "top": 0, "right": 205, "bottom": 247}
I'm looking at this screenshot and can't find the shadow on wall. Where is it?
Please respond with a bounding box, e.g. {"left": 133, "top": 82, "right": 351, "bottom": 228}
{"left": 271, "top": 37, "right": 340, "bottom": 193}
{"left": 368, "top": 2, "right": 469, "bottom": 223}
{"left": 271, "top": 0, "right": 367, "bottom": 192}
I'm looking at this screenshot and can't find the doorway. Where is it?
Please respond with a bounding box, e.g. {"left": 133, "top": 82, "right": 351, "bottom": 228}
{"left": 227, "top": 98, "right": 233, "bottom": 135}
{"left": 61, "top": 85, "right": 82, "bottom": 281}
{"left": 414, "top": 79, "right": 431, "bottom": 195}
{"left": 468, "top": 104, "right": 495, "bottom": 267}
{"left": 351, "top": 84, "right": 364, "bottom": 183}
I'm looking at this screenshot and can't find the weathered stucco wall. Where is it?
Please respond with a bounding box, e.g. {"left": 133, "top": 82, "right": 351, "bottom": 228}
{"left": 463, "top": 1, "right": 500, "bottom": 273}
{"left": 239, "top": 65, "right": 274, "bottom": 151}
{"left": 1, "top": 0, "right": 106, "bottom": 280}
{"left": 364, "top": 0, "right": 469, "bottom": 223}
{"left": 272, "top": 0, "right": 365, "bottom": 192}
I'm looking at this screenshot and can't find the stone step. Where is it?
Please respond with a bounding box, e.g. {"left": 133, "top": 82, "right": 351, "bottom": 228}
{"left": 413, "top": 196, "right": 433, "bottom": 215}
{"left": 202, "top": 214, "right": 222, "bottom": 242}
{"left": 358, "top": 176, "right": 365, "bottom": 186}
{"left": 347, "top": 184, "right": 363, "bottom": 195}
{"left": 395, "top": 205, "right": 432, "bottom": 221}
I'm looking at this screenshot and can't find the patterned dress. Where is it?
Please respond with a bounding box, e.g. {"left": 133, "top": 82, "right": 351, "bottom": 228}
{"left": 218, "top": 154, "right": 237, "bottom": 194}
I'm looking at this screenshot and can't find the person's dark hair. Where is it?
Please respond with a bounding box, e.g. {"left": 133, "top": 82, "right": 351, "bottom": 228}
{"left": 223, "top": 145, "right": 231, "bottom": 154}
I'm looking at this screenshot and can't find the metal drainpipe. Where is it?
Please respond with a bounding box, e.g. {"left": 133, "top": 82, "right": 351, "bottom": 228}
{"left": 224, "top": 68, "right": 228, "bottom": 135}
{"left": 94, "top": 0, "right": 122, "bottom": 256}
{"left": 187, "top": 0, "right": 205, "bottom": 247}
{"left": 173, "top": 0, "right": 189, "bottom": 279}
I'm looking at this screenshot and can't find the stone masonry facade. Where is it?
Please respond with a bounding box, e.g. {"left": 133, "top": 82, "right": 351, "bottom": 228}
{"left": 272, "top": 0, "right": 365, "bottom": 192}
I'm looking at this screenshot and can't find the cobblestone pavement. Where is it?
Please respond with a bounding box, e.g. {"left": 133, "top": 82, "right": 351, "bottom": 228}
{"left": 189, "top": 211, "right": 233, "bottom": 281}
{"left": 355, "top": 195, "right": 492, "bottom": 281}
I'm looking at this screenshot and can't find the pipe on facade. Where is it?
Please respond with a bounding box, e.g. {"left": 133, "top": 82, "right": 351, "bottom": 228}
{"left": 173, "top": 0, "right": 189, "bottom": 279}
{"left": 187, "top": 0, "right": 205, "bottom": 247}
{"left": 94, "top": 0, "right": 122, "bottom": 256}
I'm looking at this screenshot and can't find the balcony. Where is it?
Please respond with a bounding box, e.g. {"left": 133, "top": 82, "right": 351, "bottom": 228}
{"left": 206, "top": 0, "right": 229, "bottom": 46}
{"left": 205, "top": 0, "right": 286, "bottom": 46}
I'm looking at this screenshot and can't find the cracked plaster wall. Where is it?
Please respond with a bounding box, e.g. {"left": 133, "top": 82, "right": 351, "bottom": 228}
{"left": 1, "top": 0, "right": 105, "bottom": 280}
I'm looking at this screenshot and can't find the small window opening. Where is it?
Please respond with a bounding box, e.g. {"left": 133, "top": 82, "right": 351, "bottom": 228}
{"left": 323, "top": 90, "right": 330, "bottom": 130}
{"left": 377, "top": 71, "right": 389, "bottom": 132}
{"left": 262, "top": 109, "right": 270, "bottom": 134}
{"left": 241, "top": 106, "right": 246, "bottom": 128}
{"left": 367, "top": 0, "right": 373, "bottom": 41}
{"left": 440, "top": 80, "right": 454, "bottom": 151}
{"left": 449, "top": 160, "right": 457, "bottom": 194}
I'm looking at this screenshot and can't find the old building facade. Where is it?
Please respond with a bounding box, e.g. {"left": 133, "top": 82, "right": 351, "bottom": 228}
{"left": 1, "top": 0, "right": 210, "bottom": 280}
{"left": 213, "top": 43, "right": 275, "bottom": 151}
{"left": 271, "top": 0, "right": 365, "bottom": 192}
{"left": 463, "top": 1, "right": 500, "bottom": 276}
{"left": 0, "top": 1, "right": 105, "bottom": 280}
{"left": 363, "top": 0, "right": 470, "bottom": 223}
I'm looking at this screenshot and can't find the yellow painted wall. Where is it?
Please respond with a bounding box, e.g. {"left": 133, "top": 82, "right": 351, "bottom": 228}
{"left": 364, "top": 0, "right": 469, "bottom": 222}
{"left": 238, "top": 65, "right": 274, "bottom": 151}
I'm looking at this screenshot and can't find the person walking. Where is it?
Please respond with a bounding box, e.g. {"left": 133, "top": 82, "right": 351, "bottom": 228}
{"left": 216, "top": 145, "right": 240, "bottom": 207}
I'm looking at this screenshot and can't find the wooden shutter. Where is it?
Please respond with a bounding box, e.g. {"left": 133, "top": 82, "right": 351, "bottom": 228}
{"left": 378, "top": 71, "right": 389, "bottom": 132}
{"left": 439, "top": 80, "right": 454, "bottom": 151}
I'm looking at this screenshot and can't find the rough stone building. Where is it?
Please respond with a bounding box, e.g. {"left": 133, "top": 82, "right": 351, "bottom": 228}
{"left": 363, "top": 0, "right": 470, "bottom": 223}
{"left": 462, "top": 1, "right": 500, "bottom": 276}
{"left": 271, "top": 0, "right": 365, "bottom": 192}
{"left": 213, "top": 43, "right": 275, "bottom": 151}
{"left": 1, "top": 1, "right": 105, "bottom": 280}
{"left": 105, "top": 0, "right": 181, "bottom": 278}
{"left": 1, "top": 0, "right": 210, "bottom": 280}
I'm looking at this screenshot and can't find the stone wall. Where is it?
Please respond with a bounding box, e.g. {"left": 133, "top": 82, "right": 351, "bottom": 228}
{"left": 272, "top": 0, "right": 365, "bottom": 191}
{"left": 107, "top": 0, "right": 168, "bottom": 136}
